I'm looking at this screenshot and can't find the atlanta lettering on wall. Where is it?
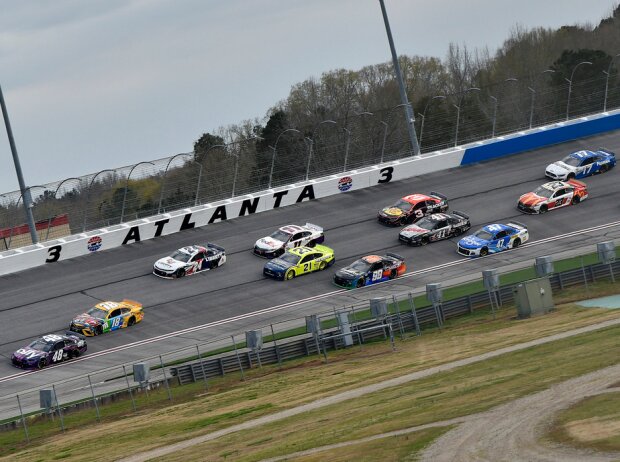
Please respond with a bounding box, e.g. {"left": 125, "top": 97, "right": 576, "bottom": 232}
{"left": 44, "top": 186, "right": 317, "bottom": 263}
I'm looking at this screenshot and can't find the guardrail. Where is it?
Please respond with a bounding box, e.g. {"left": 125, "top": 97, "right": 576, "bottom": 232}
{"left": 2, "top": 108, "right": 619, "bottom": 276}
{"left": 1, "top": 250, "right": 617, "bottom": 440}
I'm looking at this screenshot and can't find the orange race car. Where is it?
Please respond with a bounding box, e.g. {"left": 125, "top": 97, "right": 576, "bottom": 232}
{"left": 517, "top": 180, "right": 588, "bottom": 214}
{"left": 378, "top": 192, "right": 448, "bottom": 226}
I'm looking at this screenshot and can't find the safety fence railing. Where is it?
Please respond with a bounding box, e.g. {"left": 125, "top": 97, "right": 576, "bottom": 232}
{"left": 0, "top": 248, "right": 617, "bottom": 447}
{"left": 1, "top": 65, "right": 619, "bottom": 250}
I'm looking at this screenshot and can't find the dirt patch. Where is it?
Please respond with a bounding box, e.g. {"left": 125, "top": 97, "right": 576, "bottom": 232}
{"left": 564, "top": 417, "right": 620, "bottom": 443}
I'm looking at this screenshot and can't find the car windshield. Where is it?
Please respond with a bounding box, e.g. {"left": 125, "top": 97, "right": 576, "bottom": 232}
{"left": 474, "top": 230, "right": 494, "bottom": 241}
{"left": 350, "top": 260, "right": 372, "bottom": 272}
{"left": 28, "top": 340, "right": 52, "bottom": 352}
{"left": 415, "top": 218, "right": 435, "bottom": 230}
{"left": 170, "top": 250, "right": 191, "bottom": 263}
{"left": 279, "top": 253, "right": 300, "bottom": 265}
{"left": 86, "top": 307, "right": 108, "bottom": 319}
{"left": 392, "top": 199, "right": 413, "bottom": 212}
{"left": 533, "top": 186, "right": 554, "bottom": 198}
{"left": 561, "top": 155, "right": 581, "bottom": 167}
{"left": 269, "top": 230, "right": 291, "bottom": 242}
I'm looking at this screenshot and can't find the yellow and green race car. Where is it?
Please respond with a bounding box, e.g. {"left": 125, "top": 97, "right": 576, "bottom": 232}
{"left": 69, "top": 300, "right": 144, "bottom": 336}
{"left": 263, "top": 245, "right": 335, "bottom": 280}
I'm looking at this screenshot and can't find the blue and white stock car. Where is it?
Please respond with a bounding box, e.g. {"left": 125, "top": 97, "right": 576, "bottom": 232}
{"left": 457, "top": 222, "right": 529, "bottom": 257}
{"left": 545, "top": 149, "right": 616, "bottom": 181}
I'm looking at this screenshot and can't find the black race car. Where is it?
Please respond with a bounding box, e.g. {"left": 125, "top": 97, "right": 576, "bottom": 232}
{"left": 398, "top": 211, "right": 471, "bottom": 246}
{"left": 333, "top": 254, "right": 407, "bottom": 289}
{"left": 11, "top": 332, "right": 87, "bottom": 369}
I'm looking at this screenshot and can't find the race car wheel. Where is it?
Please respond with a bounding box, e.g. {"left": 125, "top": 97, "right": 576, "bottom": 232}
{"left": 480, "top": 247, "right": 489, "bottom": 257}
{"left": 356, "top": 278, "right": 365, "bottom": 288}
{"left": 319, "top": 261, "right": 327, "bottom": 271}
{"left": 539, "top": 204, "right": 548, "bottom": 214}
{"left": 176, "top": 268, "right": 186, "bottom": 278}
{"left": 307, "top": 240, "right": 317, "bottom": 248}
{"left": 572, "top": 195, "right": 581, "bottom": 205}
{"left": 73, "top": 349, "right": 81, "bottom": 358}
{"left": 38, "top": 358, "right": 47, "bottom": 369}
{"left": 567, "top": 173, "right": 575, "bottom": 180}
{"left": 128, "top": 317, "right": 136, "bottom": 327}
{"left": 420, "top": 236, "right": 429, "bottom": 246}
{"left": 95, "top": 326, "right": 103, "bottom": 336}
{"left": 285, "top": 269, "right": 295, "bottom": 280}
{"left": 600, "top": 164, "right": 609, "bottom": 173}
{"left": 512, "top": 238, "right": 521, "bottom": 249}
{"left": 389, "top": 269, "right": 397, "bottom": 279}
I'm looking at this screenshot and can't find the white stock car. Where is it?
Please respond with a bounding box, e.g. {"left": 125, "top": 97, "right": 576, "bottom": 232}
{"left": 253, "top": 223, "right": 325, "bottom": 258}
{"left": 153, "top": 243, "right": 226, "bottom": 278}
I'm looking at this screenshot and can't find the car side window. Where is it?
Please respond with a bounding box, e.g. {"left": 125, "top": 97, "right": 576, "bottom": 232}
{"left": 437, "top": 220, "right": 447, "bottom": 228}
{"left": 300, "top": 254, "right": 315, "bottom": 264}
{"left": 191, "top": 253, "right": 203, "bottom": 262}
{"left": 109, "top": 308, "right": 121, "bottom": 318}
{"left": 370, "top": 262, "right": 383, "bottom": 271}
{"left": 54, "top": 341, "right": 65, "bottom": 351}
{"left": 291, "top": 232, "right": 303, "bottom": 241}
{"left": 413, "top": 203, "right": 425, "bottom": 210}
{"left": 495, "top": 231, "right": 507, "bottom": 239}
{"left": 121, "top": 307, "right": 130, "bottom": 315}
{"left": 301, "top": 231, "right": 312, "bottom": 238}
{"left": 582, "top": 158, "right": 594, "bottom": 166}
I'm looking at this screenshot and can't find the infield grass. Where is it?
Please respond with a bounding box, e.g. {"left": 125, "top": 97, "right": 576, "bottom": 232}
{"left": 1, "top": 277, "right": 619, "bottom": 462}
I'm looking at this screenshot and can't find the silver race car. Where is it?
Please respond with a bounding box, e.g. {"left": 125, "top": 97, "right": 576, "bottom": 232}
{"left": 253, "top": 223, "right": 324, "bottom": 258}
{"left": 153, "top": 243, "right": 226, "bottom": 278}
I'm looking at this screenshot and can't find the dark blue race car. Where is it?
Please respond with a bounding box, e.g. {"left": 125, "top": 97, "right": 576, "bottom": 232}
{"left": 545, "top": 149, "right": 615, "bottom": 181}
{"left": 333, "top": 254, "right": 407, "bottom": 289}
{"left": 11, "top": 332, "right": 87, "bottom": 369}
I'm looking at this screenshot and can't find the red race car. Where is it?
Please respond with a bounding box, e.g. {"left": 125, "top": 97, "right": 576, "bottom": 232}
{"left": 378, "top": 192, "right": 448, "bottom": 226}
{"left": 517, "top": 180, "right": 588, "bottom": 214}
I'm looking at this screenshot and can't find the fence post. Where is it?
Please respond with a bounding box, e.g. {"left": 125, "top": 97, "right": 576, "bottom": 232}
{"left": 232, "top": 335, "right": 246, "bottom": 381}
{"left": 408, "top": 293, "right": 421, "bottom": 336}
{"left": 52, "top": 384, "right": 65, "bottom": 432}
{"left": 87, "top": 374, "right": 101, "bottom": 422}
{"left": 159, "top": 355, "right": 173, "bottom": 402}
{"left": 196, "top": 344, "right": 209, "bottom": 391}
{"left": 350, "top": 305, "right": 364, "bottom": 349}
{"left": 392, "top": 294, "right": 405, "bottom": 340}
{"left": 270, "top": 324, "right": 282, "bottom": 369}
{"left": 16, "top": 394, "right": 29, "bottom": 443}
{"left": 581, "top": 256, "right": 590, "bottom": 296}
{"left": 122, "top": 365, "right": 137, "bottom": 411}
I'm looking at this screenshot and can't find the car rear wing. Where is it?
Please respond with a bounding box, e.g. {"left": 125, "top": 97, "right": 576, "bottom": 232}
{"left": 597, "top": 147, "right": 616, "bottom": 158}
{"left": 121, "top": 299, "right": 143, "bottom": 309}
{"left": 305, "top": 223, "right": 324, "bottom": 233}
{"left": 206, "top": 243, "right": 226, "bottom": 253}
{"left": 566, "top": 179, "right": 587, "bottom": 189}
{"left": 385, "top": 252, "right": 405, "bottom": 262}
{"left": 429, "top": 191, "right": 448, "bottom": 201}
{"left": 452, "top": 210, "right": 469, "bottom": 220}
{"left": 507, "top": 221, "right": 527, "bottom": 231}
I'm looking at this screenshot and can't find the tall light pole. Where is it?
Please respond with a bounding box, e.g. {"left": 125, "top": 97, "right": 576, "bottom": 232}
{"left": 82, "top": 169, "right": 114, "bottom": 231}
{"left": 453, "top": 87, "right": 480, "bottom": 147}
{"left": 0, "top": 84, "right": 38, "bottom": 244}
{"left": 158, "top": 153, "right": 192, "bottom": 213}
{"left": 342, "top": 128, "right": 352, "bottom": 171}
{"left": 419, "top": 95, "right": 446, "bottom": 147}
{"left": 489, "top": 95, "right": 498, "bottom": 137}
{"left": 268, "top": 128, "right": 300, "bottom": 189}
{"left": 603, "top": 53, "right": 620, "bottom": 112}
{"left": 566, "top": 61, "right": 593, "bottom": 120}
{"left": 378, "top": 0, "right": 420, "bottom": 156}
{"left": 307, "top": 120, "right": 337, "bottom": 180}
{"left": 379, "top": 121, "right": 388, "bottom": 162}
{"left": 527, "top": 87, "right": 536, "bottom": 129}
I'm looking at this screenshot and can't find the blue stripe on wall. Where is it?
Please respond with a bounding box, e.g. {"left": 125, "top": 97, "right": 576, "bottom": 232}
{"left": 461, "top": 113, "right": 620, "bottom": 165}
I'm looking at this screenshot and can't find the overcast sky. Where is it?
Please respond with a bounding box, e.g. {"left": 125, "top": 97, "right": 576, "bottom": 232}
{"left": 0, "top": 0, "right": 616, "bottom": 192}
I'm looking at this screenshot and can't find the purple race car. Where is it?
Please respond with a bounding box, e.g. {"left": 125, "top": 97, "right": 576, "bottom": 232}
{"left": 11, "top": 332, "right": 87, "bottom": 369}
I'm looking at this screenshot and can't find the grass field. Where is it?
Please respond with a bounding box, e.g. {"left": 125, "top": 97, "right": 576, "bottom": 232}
{"left": 1, "top": 276, "right": 619, "bottom": 462}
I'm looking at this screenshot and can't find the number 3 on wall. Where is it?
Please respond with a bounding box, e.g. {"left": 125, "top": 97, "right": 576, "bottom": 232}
{"left": 377, "top": 167, "right": 393, "bottom": 184}
{"left": 45, "top": 245, "right": 62, "bottom": 263}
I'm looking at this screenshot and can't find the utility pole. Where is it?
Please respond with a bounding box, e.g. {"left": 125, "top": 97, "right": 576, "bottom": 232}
{"left": 378, "top": 0, "right": 420, "bottom": 155}
{"left": 0, "top": 84, "right": 38, "bottom": 244}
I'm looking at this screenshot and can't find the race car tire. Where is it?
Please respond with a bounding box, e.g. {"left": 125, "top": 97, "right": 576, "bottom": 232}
{"left": 128, "top": 317, "right": 136, "bottom": 327}
{"left": 600, "top": 164, "right": 609, "bottom": 173}
{"left": 389, "top": 269, "right": 397, "bottom": 279}
{"left": 38, "top": 358, "right": 47, "bottom": 369}
{"left": 480, "top": 247, "right": 489, "bottom": 257}
{"left": 285, "top": 269, "right": 295, "bottom": 280}
{"left": 95, "top": 326, "right": 103, "bottom": 336}
{"left": 539, "top": 204, "right": 548, "bottom": 214}
{"left": 420, "top": 236, "right": 429, "bottom": 246}
{"left": 73, "top": 349, "right": 81, "bottom": 358}
{"left": 319, "top": 261, "right": 327, "bottom": 271}
{"left": 567, "top": 173, "right": 575, "bottom": 180}
{"left": 275, "top": 248, "right": 285, "bottom": 257}
{"left": 307, "top": 240, "right": 317, "bottom": 248}
{"left": 512, "top": 238, "right": 521, "bottom": 249}
{"left": 176, "top": 268, "right": 186, "bottom": 278}
{"left": 356, "top": 278, "right": 365, "bottom": 288}
{"left": 572, "top": 195, "right": 581, "bottom": 205}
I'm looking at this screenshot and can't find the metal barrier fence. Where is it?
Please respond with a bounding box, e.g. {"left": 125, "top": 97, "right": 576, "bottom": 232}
{"left": 1, "top": 67, "right": 619, "bottom": 249}
{"left": 1, "top": 253, "right": 617, "bottom": 443}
